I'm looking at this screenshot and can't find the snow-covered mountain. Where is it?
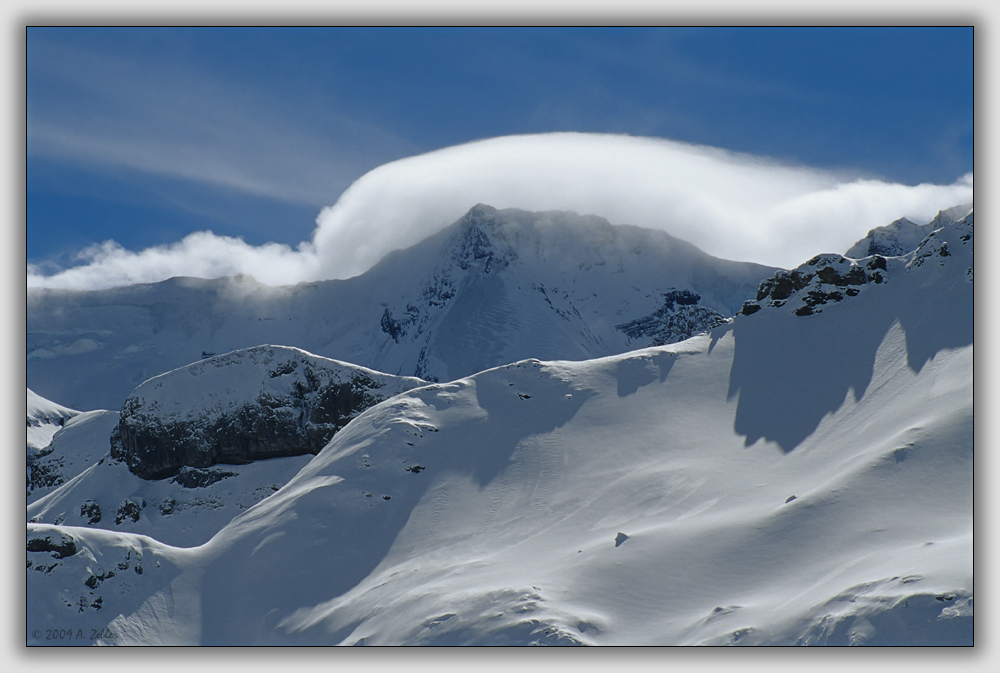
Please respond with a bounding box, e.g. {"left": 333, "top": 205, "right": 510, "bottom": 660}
{"left": 28, "top": 205, "right": 776, "bottom": 412}
{"left": 27, "top": 388, "right": 79, "bottom": 458}
{"left": 27, "top": 389, "right": 119, "bottom": 502}
{"left": 26, "top": 208, "right": 973, "bottom": 645}
{"left": 845, "top": 202, "right": 972, "bottom": 259}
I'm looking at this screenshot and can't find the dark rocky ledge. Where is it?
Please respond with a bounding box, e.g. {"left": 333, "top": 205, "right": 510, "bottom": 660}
{"left": 740, "top": 254, "right": 888, "bottom": 318}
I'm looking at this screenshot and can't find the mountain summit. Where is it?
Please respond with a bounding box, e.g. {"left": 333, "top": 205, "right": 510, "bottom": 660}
{"left": 28, "top": 206, "right": 777, "bottom": 410}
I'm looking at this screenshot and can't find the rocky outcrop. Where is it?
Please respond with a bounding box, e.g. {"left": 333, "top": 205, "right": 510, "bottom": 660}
{"left": 740, "top": 254, "right": 888, "bottom": 317}
{"left": 616, "top": 289, "right": 728, "bottom": 346}
{"left": 111, "top": 346, "right": 425, "bottom": 480}
{"left": 740, "top": 208, "right": 973, "bottom": 319}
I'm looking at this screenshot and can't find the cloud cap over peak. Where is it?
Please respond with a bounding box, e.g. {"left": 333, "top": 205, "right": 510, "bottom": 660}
{"left": 29, "top": 133, "right": 973, "bottom": 291}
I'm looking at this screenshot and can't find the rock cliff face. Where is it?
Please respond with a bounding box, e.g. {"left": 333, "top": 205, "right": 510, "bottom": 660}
{"left": 111, "top": 346, "right": 425, "bottom": 480}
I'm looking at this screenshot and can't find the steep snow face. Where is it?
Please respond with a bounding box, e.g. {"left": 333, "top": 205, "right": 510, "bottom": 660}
{"left": 27, "top": 389, "right": 119, "bottom": 502}
{"left": 26, "top": 212, "right": 972, "bottom": 645}
{"left": 27, "top": 205, "right": 777, "bottom": 410}
{"left": 27, "top": 388, "right": 79, "bottom": 457}
{"left": 113, "top": 345, "right": 426, "bottom": 479}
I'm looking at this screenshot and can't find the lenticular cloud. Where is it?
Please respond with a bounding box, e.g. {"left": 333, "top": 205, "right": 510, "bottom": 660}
{"left": 27, "top": 133, "right": 973, "bottom": 290}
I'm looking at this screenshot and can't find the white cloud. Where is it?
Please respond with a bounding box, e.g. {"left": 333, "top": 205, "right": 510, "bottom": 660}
{"left": 28, "top": 133, "right": 973, "bottom": 290}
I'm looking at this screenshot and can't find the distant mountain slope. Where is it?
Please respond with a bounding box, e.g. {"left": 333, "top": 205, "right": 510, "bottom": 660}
{"left": 845, "top": 202, "right": 972, "bottom": 258}
{"left": 27, "top": 211, "right": 972, "bottom": 645}
{"left": 28, "top": 205, "right": 777, "bottom": 411}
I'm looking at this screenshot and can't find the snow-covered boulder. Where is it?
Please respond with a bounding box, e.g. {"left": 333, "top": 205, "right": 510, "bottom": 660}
{"left": 112, "top": 346, "right": 426, "bottom": 480}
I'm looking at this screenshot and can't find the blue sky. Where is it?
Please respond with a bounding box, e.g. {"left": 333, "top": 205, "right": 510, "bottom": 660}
{"left": 26, "top": 26, "right": 973, "bottom": 277}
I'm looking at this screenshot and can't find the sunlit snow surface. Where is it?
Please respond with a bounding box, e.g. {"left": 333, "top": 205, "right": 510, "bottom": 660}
{"left": 26, "top": 211, "right": 972, "bottom": 646}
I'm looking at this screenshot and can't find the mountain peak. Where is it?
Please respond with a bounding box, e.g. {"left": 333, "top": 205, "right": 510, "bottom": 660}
{"left": 450, "top": 204, "right": 515, "bottom": 271}
{"left": 465, "top": 203, "right": 500, "bottom": 221}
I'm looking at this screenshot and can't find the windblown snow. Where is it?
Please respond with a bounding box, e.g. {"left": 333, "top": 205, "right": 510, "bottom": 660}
{"left": 26, "top": 205, "right": 973, "bottom": 646}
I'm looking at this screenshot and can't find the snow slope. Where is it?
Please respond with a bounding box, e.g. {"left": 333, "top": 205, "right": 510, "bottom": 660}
{"left": 27, "top": 205, "right": 776, "bottom": 411}
{"left": 27, "top": 389, "right": 119, "bottom": 502}
{"left": 28, "top": 345, "right": 425, "bottom": 546}
{"left": 27, "top": 388, "right": 79, "bottom": 457}
{"left": 26, "top": 212, "right": 973, "bottom": 645}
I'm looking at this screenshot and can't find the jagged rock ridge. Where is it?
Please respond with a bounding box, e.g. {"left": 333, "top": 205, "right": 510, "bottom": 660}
{"left": 741, "top": 208, "right": 973, "bottom": 318}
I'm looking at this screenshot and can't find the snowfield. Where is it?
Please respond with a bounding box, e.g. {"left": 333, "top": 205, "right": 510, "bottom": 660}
{"left": 25, "top": 206, "right": 973, "bottom": 646}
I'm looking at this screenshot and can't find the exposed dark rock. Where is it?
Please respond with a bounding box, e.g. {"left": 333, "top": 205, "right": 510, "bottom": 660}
{"left": 115, "top": 499, "right": 143, "bottom": 524}
{"left": 755, "top": 270, "right": 813, "bottom": 301}
{"left": 27, "top": 533, "right": 78, "bottom": 559}
{"left": 617, "top": 290, "right": 728, "bottom": 346}
{"left": 26, "top": 459, "right": 64, "bottom": 496}
{"left": 170, "top": 466, "right": 237, "bottom": 489}
{"left": 85, "top": 570, "right": 115, "bottom": 589}
{"left": 815, "top": 264, "right": 866, "bottom": 287}
{"left": 80, "top": 500, "right": 102, "bottom": 524}
{"left": 749, "top": 253, "right": 892, "bottom": 318}
{"left": 380, "top": 308, "right": 406, "bottom": 342}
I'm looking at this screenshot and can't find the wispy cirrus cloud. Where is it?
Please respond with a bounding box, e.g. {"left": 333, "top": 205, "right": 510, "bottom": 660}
{"left": 28, "top": 133, "right": 973, "bottom": 291}
{"left": 27, "top": 38, "right": 418, "bottom": 207}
